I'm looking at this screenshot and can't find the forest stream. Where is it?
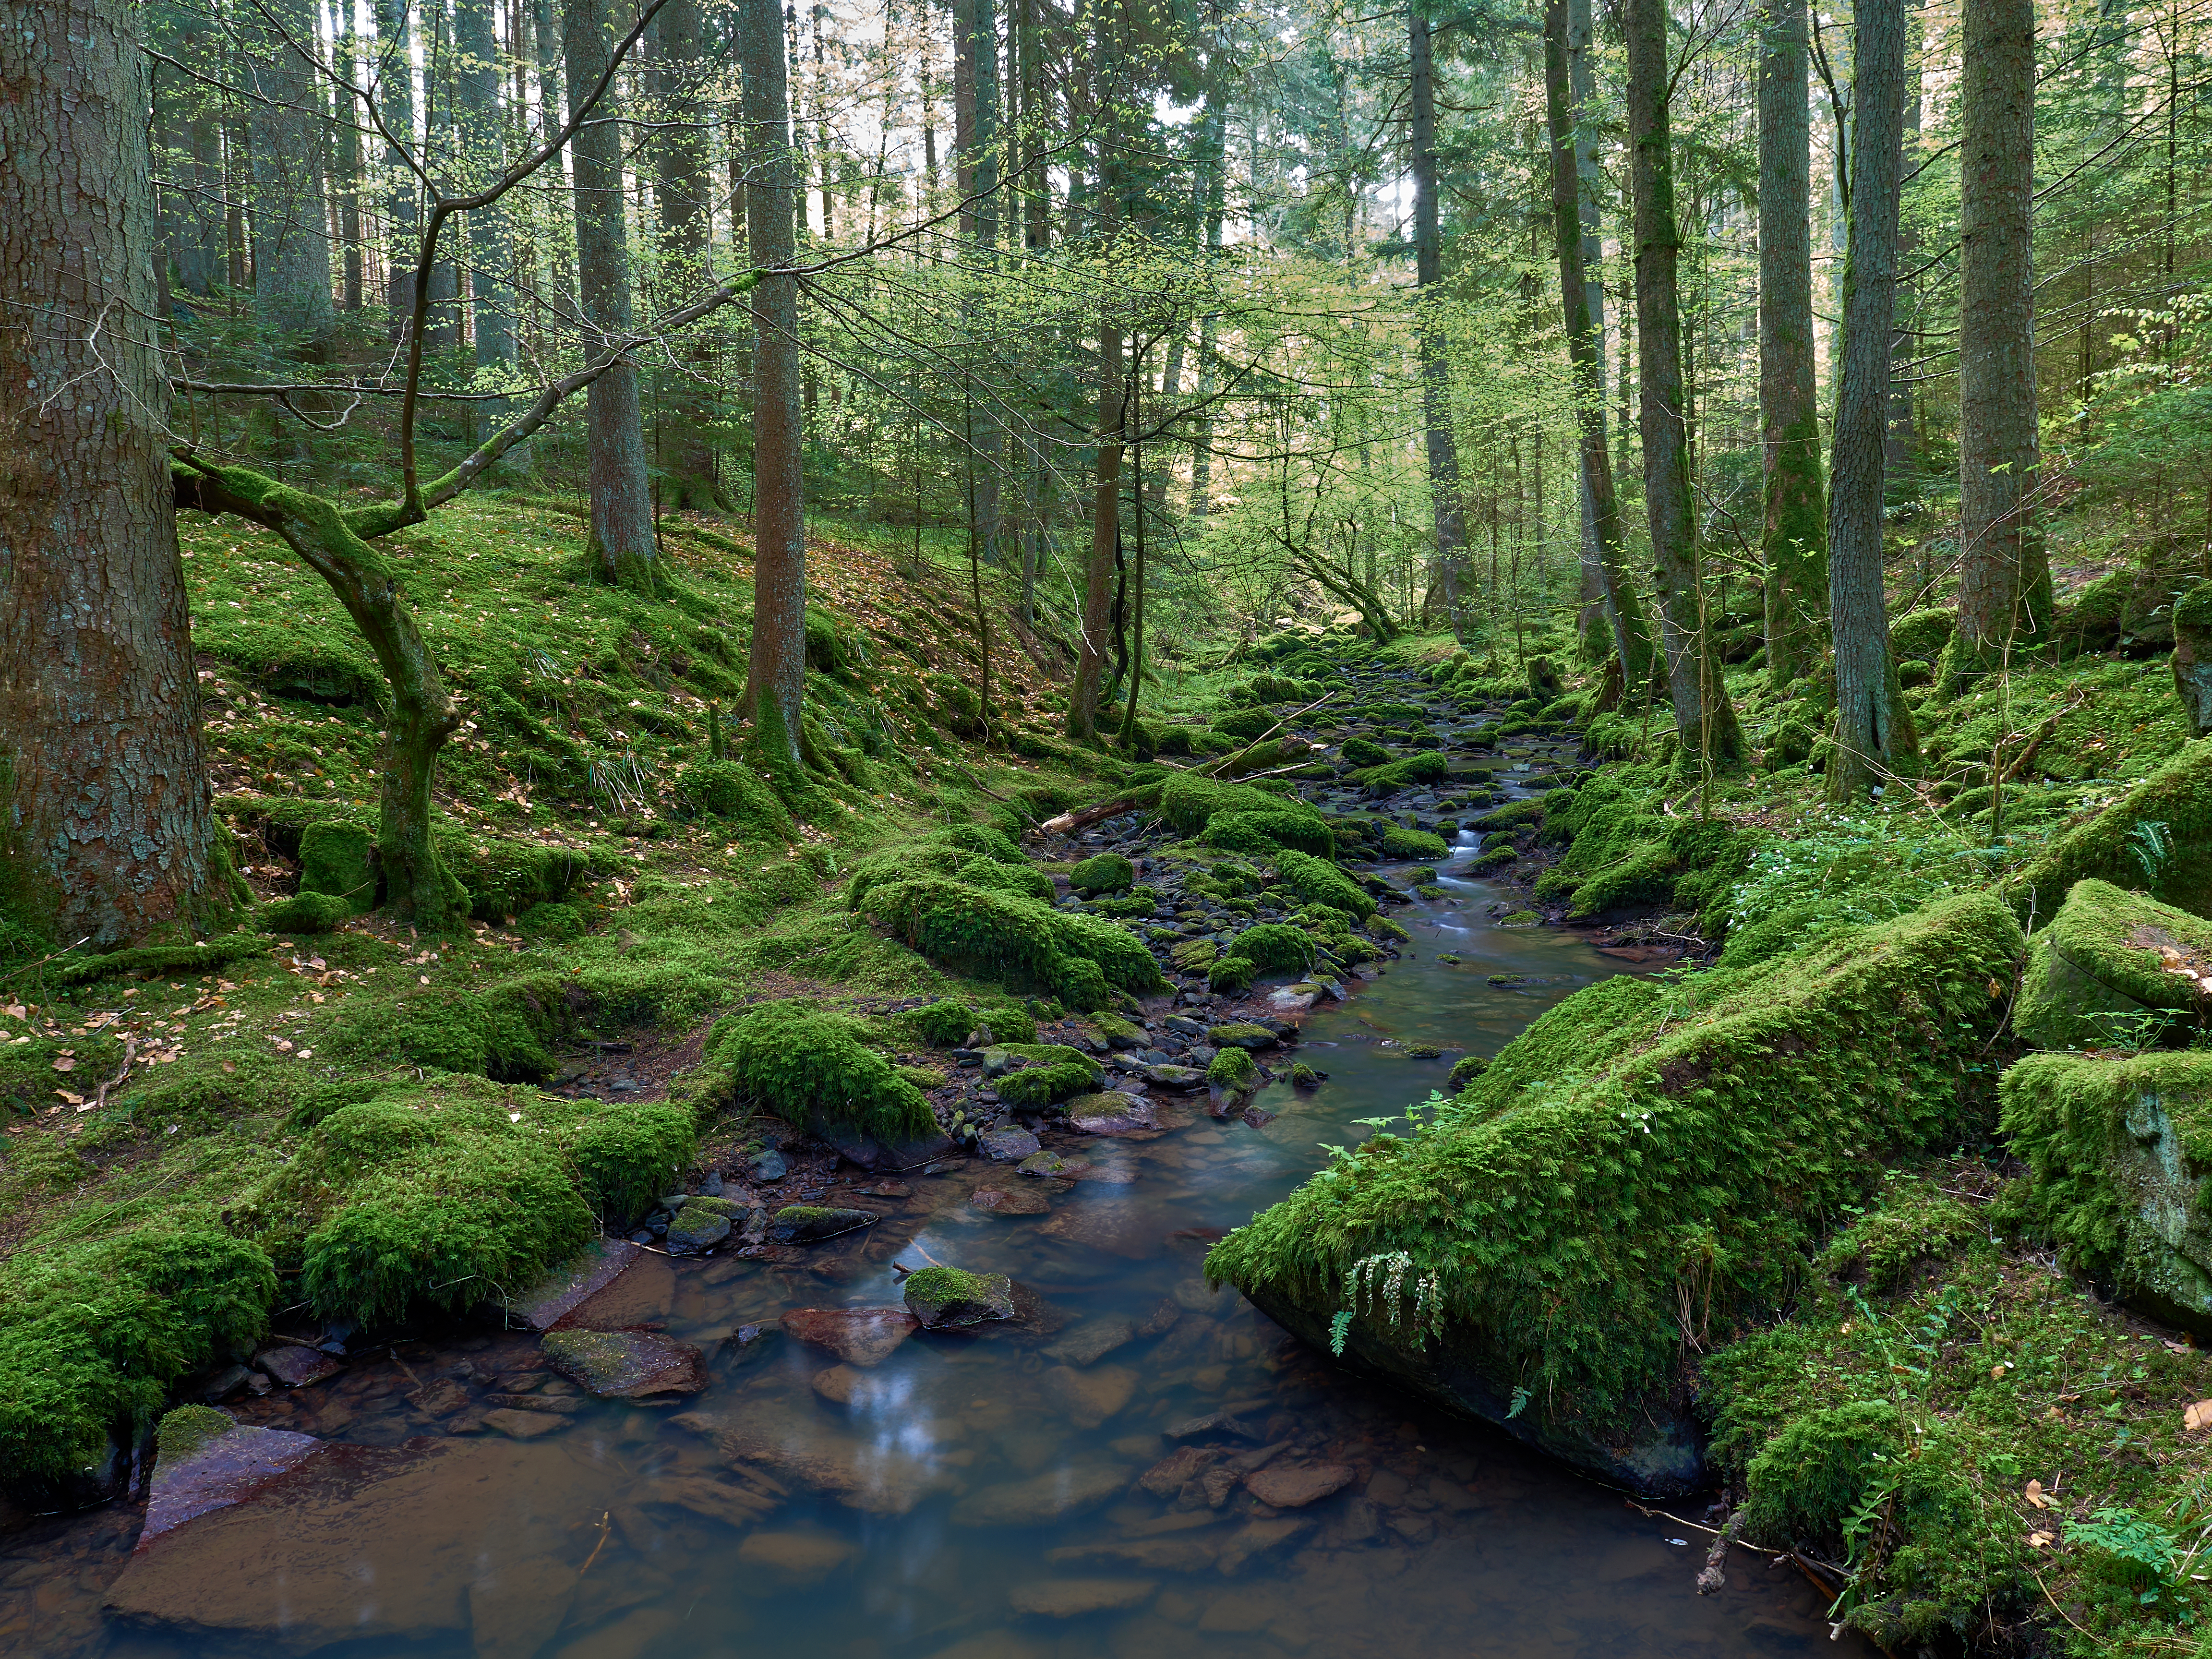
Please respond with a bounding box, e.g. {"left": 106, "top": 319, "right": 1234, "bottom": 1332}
{"left": 0, "top": 813, "right": 1863, "bottom": 1659}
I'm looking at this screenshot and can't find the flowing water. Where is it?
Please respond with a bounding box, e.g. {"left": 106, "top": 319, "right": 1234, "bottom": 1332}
{"left": 0, "top": 827, "right": 1858, "bottom": 1659}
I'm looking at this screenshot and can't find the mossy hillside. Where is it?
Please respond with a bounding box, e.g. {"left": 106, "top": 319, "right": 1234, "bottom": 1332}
{"left": 2011, "top": 740, "right": 2212, "bottom": 923}
{"left": 2015, "top": 878, "right": 2212, "bottom": 1049}
{"left": 1207, "top": 894, "right": 2025, "bottom": 1425}
{"left": 705, "top": 1000, "right": 935, "bottom": 1144}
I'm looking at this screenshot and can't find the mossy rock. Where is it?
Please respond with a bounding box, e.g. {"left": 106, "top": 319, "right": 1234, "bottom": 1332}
{"left": 1207, "top": 1045, "right": 1259, "bottom": 1093}
{"left": 2014, "top": 878, "right": 2212, "bottom": 1050}
{"left": 993, "top": 1044, "right": 1104, "bottom": 1108}
{"left": 706, "top": 1000, "right": 934, "bottom": 1144}
{"left": 1207, "top": 893, "right": 2025, "bottom": 1491}
{"left": 325, "top": 974, "right": 575, "bottom": 1082}
{"left": 260, "top": 890, "right": 351, "bottom": 934}
{"left": 2002, "top": 1048, "right": 2212, "bottom": 1334}
{"left": 1340, "top": 736, "right": 1391, "bottom": 767}
{"left": 1207, "top": 956, "right": 1255, "bottom": 995}
{"left": 1380, "top": 825, "right": 1450, "bottom": 862}
{"left": 1157, "top": 775, "right": 1325, "bottom": 840}
{"left": 1272, "top": 850, "right": 1375, "bottom": 920}
{"left": 156, "top": 1404, "right": 238, "bottom": 1467}
{"left": 859, "top": 875, "right": 1165, "bottom": 1010}
{"left": 1172, "top": 938, "right": 1220, "bottom": 973}
{"left": 2010, "top": 739, "right": 2212, "bottom": 921}
{"left": 1365, "top": 914, "right": 1410, "bottom": 944}
{"left": 845, "top": 825, "right": 1034, "bottom": 912}
{"left": 1497, "top": 910, "right": 1539, "bottom": 926}
{"left": 1201, "top": 810, "right": 1337, "bottom": 860}
{"left": 517, "top": 902, "right": 586, "bottom": 942}
{"left": 1351, "top": 753, "right": 1450, "bottom": 793}
{"left": 1206, "top": 1022, "right": 1277, "bottom": 1050}
{"left": 903, "top": 1266, "right": 1015, "bottom": 1329}
{"left": 298, "top": 821, "right": 376, "bottom": 913}
{"left": 1233, "top": 924, "right": 1315, "bottom": 977}
{"left": 1887, "top": 607, "right": 1956, "bottom": 665}
{"left": 1069, "top": 852, "right": 1135, "bottom": 897}
{"left": 902, "top": 998, "right": 979, "bottom": 1048}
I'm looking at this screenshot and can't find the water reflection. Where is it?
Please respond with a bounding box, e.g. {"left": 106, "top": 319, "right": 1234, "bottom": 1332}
{"left": 5, "top": 826, "right": 1856, "bottom": 1659}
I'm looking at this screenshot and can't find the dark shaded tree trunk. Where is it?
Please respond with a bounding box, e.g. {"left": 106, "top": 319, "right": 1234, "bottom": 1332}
{"left": 653, "top": 0, "right": 724, "bottom": 507}
{"left": 1758, "top": 0, "right": 1827, "bottom": 691}
{"left": 1187, "top": 90, "right": 1227, "bottom": 524}
{"left": 1070, "top": 316, "right": 1124, "bottom": 741}
{"left": 1625, "top": 0, "right": 1743, "bottom": 766}
{"left": 245, "top": 0, "right": 336, "bottom": 349}
{"left": 566, "top": 0, "right": 658, "bottom": 590}
{"left": 1410, "top": 5, "right": 1468, "bottom": 632}
{"left": 0, "top": 0, "right": 228, "bottom": 947}
{"left": 333, "top": 26, "right": 365, "bottom": 311}
{"left": 1545, "top": 0, "right": 1657, "bottom": 692}
{"left": 742, "top": 0, "right": 807, "bottom": 769}
{"left": 1951, "top": 0, "right": 2051, "bottom": 682}
{"left": 382, "top": 0, "right": 420, "bottom": 337}
{"left": 1826, "top": 0, "right": 1920, "bottom": 803}
{"left": 455, "top": 0, "right": 516, "bottom": 367}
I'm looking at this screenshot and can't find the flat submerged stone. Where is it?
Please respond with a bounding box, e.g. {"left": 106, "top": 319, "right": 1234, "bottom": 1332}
{"left": 780, "top": 1307, "right": 920, "bottom": 1366}
{"left": 540, "top": 1329, "right": 707, "bottom": 1398}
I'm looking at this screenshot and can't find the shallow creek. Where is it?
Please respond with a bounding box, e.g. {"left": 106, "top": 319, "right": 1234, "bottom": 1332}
{"left": 2, "top": 830, "right": 1858, "bottom": 1659}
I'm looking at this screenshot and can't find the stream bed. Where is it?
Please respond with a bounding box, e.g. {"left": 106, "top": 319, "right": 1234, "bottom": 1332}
{"left": 0, "top": 830, "right": 1855, "bottom": 1659}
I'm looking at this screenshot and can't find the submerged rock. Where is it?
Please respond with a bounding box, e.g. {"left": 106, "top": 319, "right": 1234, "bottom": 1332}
{"left": 977, "top": 1124, "right": 1042, "bottom": 1162}
{"left": 769, "top": 1205, "right": 879, "bottom": 1243}
{"left": 903, "top": 1266, "right": 1016, "bottom": 1329}
{"left": 541, "top": 1329, "right": 706, "bottom": 1398}
{"left": 253, "top": 1344, "right": 341, "bottom": 1389}
{"left": 665, "top": 1201, "right": 734, "bottom": 1252}
{"left": 950, "top": 1463, "right": 1130, "bottom": 1527}
{"left": 138, "top": 1410, "right": 320, "bottom": 1545}
{"left": 969, "top": 1182, "right": 1052, "bottom": 1215}
{"left": 1242, "top": 1462, "right": 1354, "bottom": 1509}
{"left": 780, "top": 1307, "right": 921, "bottom": 1366}
{"left": 1007, "top": 1578, "right": 1156, "bottom": 1617}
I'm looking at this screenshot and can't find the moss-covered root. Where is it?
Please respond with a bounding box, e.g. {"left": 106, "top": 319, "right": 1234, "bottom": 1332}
{"left": 2013, "top": 878, "right": 2212, "bottom": 1050}
{"left": 2009, "top": 738, "right": 2212, "bottom": 923}
{"left": 1206, "top": 892, "right": 2025, "bottom": 1462}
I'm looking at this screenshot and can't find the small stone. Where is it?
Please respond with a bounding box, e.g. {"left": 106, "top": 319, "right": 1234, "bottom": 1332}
{"left": 666, "top": 1202, "right": 733, "bottom": 1252}
{"left": 810, "top": 1365, "right": 864, "bottom": 1405}
{"left": 1242, "top": 1463, "right": 1355, "bottom": 1509}
{"left": 1043, "top": 1317, "right": 1136, "bottom": 1367}
{"left": 737, "top": 1530, "right": 855, "bottom": 1582}
{"left": 1015, "top": 1149, "right": 1072, "bottom": 1178}
{"left": 969, "top": 1183, "right": 1051, "bottom": 1215}
{"left": 1039, "top": 1364, "right": 1136, "bottom": 1428}
{"left": 1142, "top": 1064, "right": 1205, "bottom": 1089}
{"left": 254, "top": 1344, "right": 342, "bottom": 1389}
{"left": 903, "top": 1267, "right": 1016, "bottom": 1329}
{"left": 480, "top": 1408, "right": 567, "bottom": 1440}
{"left": 977, "top": 1125, "right": 1041, "bottom": 1162}
{"left": 1217, "top": 1516, "right": 1318, "bottom": 1575}
{"left": 951, "top": 1465, "right": 1132, "bottom": 1527}
{"left": 1007, "top": 1578, "right": 1157, "bottom": 1617}
{"left": 780, "top": 1307, "right": 921, "bottom": 1367}
{"left": 1067, "top": 1094, "right": 1157, "bottom": 1136}
{"left": 541, "top": 1329, "right": 706, "bottom": 1398}
{"left": 1139, "top": 1445, "right": 1220, "bottom": 1498}
{"left": 750, "top": 1148, "right": 788, "bottom": 1180}
{"left": 405, "top": 1379, "right": 471, "bottom": 1419}
{"left": 768, "top": 1205, "right": 878, "bottom": 1243}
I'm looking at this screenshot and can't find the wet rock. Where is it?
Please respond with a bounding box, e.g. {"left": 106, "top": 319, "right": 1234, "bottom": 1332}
{"left": 1164, "top": 1411, "right": 1264, "bottom": 1443}
{"left": 702, "top": 1401, "right": 949, "bottom": 1515}
{"left": 723, "top": 1323, "right": 781, "bottom": 1365}
{"left": 951, "top": 1464, "right": 1132, "bottom": 1527}
{"left": 738, "top": 1530, "right": 855, "bottom": 1583}
{"left": 1135, "top": 1298, "right": 1182, "bottom": 1338}
{"left": 1216, "top": 1516, "right": 1318, "bottom": 1575}
{"left": 1163, "top": 1015, "right": 1206, "bottom": 1036}
{"left": 1138, "top": 1445, "right": 1221, "bottom": 1498}
{"left": 750, "top": 1148, "right": 789, "bottom": 1181}
{"left": 1066, "top": 1094, "right": 1158, "bottom": 1136}
{"left": 978, "top": 1125, "right": 1041, "bottom": 1162}
{"left": 139, "top": 1414, "right": 321, "bottom": 1545}
{"left": 1142, "top": 1063, "right": 1205, "bottom": 1089}
{"left": 254, "top": 1343, "right": 342, "bottom": 1389}
{"left": 638, "top": 1474, "right": 778, "bottom": 1528}
{"left": 1038, "top": 1198, "right": 1161, "bottom": 1260}
{"left": 1333, "top": 1496, "right": 1382, "bottom": 1544}
{"left": 541, "top": 1329, "right": 706, "bottom": 1398}
{"left": 780, "top": 1307, "right": 920, "bottom": 1367}
{"left": 480, "top": 1408, "right": 568, "bottom": 1439}
{"left": 1007, "top": 1578, "right": 1157, "bottom": 1617}
{"left": 826, "top": 1125, "right": 957, "bottom": 1172}
{"left": 1243, "top": 1463, "right": 1354, "bottom": 1509}
{"left": 1015, "top": 1149, "right": 1075, "bottom": 1178}
{"left": 1046, "top": 1538, "right": 1220, "bottom": 1573}
{"left": 1040, "top": 1364, "right": 1136, "bottom": 1428}
{"left": 197, "top": 1364, "right": 254, "bottom": 1403}
{"left": 904, "top": 1267, "right": 1016, "bottom": 1329}
{"left": 969, "top": 1183, "right": 1051, "bottom": 1216}
{"left": 769, "top": 1205, "right": 879, "bottom": 1243}
{"left": 665, "top": 1202, "right": 733, "bottom": 1252}
{"left": 404, "top": 1379, "right": 471, "bottom": 1419}
{"left": 548, "top": 1248, "right": 676, "bottom": 1332}
{"left": 1206, "top": 1022, "right": 1279, "bottom": 1050}
{"left": 108, "top": 1440, "right": 612, "bottom": 1649}
{"left": 809, "top": 1364, "right": 864, "bottom": 1405}
{"left": 1044, "top": 1316, "right": 1136, "bottom": 1367}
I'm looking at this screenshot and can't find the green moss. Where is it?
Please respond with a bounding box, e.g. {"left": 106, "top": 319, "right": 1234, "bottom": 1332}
{"left": 1207, "top": 1045, "right": 1259, "bottom": 1092}
{"left": 156, "top": 1404, "right": 237, "bottom": 1467}
{"left": 1200, "top": 809, "right": 1338, "bottom": 859}
{"left": 260, "top": 891, "right": 351, "bottom": 934}
{"left": 903, "top": 1265, "right": 1014, "bottom": 1327}
{"left": 45, "top": 935, "right": 264, "bottom": 989}
{"left": 1207, "top": 955, "right": 1255, "bottom": 994}
{"left": 2010, "top": 739, "right": 2212, "bottom": 921}
{"left": 1069, "top": 852, "right": 1136, "bottom": 896}
{"left": 1157, "top": 774, "right": 1326, "bottom": 839}
{"left": 2014, "top": 878, "right": 2212, "bottom": 1049}
{"left": 706, "top": 1000, "right": 934, "bottom": 1143}
{"left": 676, "top": 759, "right": 797, "bottom": 842}
{"left": 299, "top": 821, "right": 376, "bottom": 913}
{"left": 1234, "top": 923, "right": 1317, "bottom": 976}
{"left": 1379, "top": 825, "right": 1450, "bottom": 862}
{"left": 1351, "top": 753, "right": 1450, "bottom": 791}
{"left": 1272, "top": 850, "right": 1376, "bottom": 920}
{"left": 859, "top": 875, "right": 1165, "bottom": 1010}
{"left": 845, "top": 825, "right": 1039, "bottom": 911}
{"left": 902, "top": 998, "right": 979, "bottom": 1047}
{"left": 325, "top": 974, "right": 572, "bottom": 1082}
{"left": 517, "top": 901, "right": 586, "bottom": 941}
{"left": 1207, "top": 894, "right": 2025, "bottom": 1426}
{"left": 1814, "top": 1173, "right": 1979, "bottom": 1292}
{"left": 1340, "top": 736, "right": 1391, "bottom": 767}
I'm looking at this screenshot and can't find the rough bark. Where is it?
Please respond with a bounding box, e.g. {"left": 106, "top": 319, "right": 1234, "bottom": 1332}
{"left": 742, "top": 0, "right": 807, "bottom": 770}
{"left": 1070, "top": 318, "right": 1125, "bottom": 741}
{"left": 1826, "top": 0, "right": 1920, "bottom": 803}
{"left": 1410, "top": 4, "right": 1468, "bottom": 633}
{"left": 1625, "top": 0, "right": 1743, "bottom": 767}
{"left": 652, "top": 0, "right": 724, "bottom": 507}
{"left": 244, "top": 0, "right": 336, "bottom": 349}
{"left": 455, "top": 0, "right": 516, "bottom": 368}
{"left": 1758, "top": 0, "right": 1828, "bottom": 691}
{"left": 381, "top": 0, "right": 420, "bottom": 337}
{"left": 1545, "top": 0, "right": 1658, "bottom": 693}
{"left": 0, "top": 0, "right": 227, "bottom": 947}
{"left": 1951, "top": 0, "right": 2050, "bottom": 683}
{"left": 333, "top": 27, "right": 365, "bottom": 311}
{"left": 566, "top": 0, "right": 658, "bottom": 590}
{"left": 1187, "top": 91, "right": 1228, "bottom": 524}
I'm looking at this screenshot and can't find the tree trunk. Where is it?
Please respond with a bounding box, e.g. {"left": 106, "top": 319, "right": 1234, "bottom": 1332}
{"left": 333, "top": 26, "right": 365, "bottom": 311}
{"left": 566, "top": 0, "right": 658, "bottom": 591}
{"left": 0, "top": 0, "right": 228, "bottom": 948}
{"left": 1545, "top": 0, "right": 1658, "bottom": 693}
{"left": 741, "top": 0, "right": 807, "bottom": 771}
{"left": 455, "top": 0, "right": 516, "bottom": 367}
{"left": 1951, "top": 0, "right": 2050, "bottom": 683}
{"left": 1885, "top": 14, "right": 1921, "bottom": 490}
{"left": 1826, "top": 0, "right": 1920, "bottom": 803}
{"left": 382, "top": 0, "right": 420, "bottom": 337}
{"left": 969, "top": 0, "right": 1002, "bottom": 563}
{"left": 1070, "top": 317, "right": 1124, "bottom": 741}
{"left": 652, "top": 0, "right": 724, "bottom": 507}
{"left": 245, "top": 0, "right": 336, "bottom": 350}
{"left": 1758, "top": 0, "right": 1828, "bottom": 690}
{"left": 1187, "top": 90, "right": 1227, "bottom": 523}
{"left": 1625, "top": 0, "right": 1743, "bottom": 767}
{"left": 1410, "top": 5, "right": 1468, "bottom": 632}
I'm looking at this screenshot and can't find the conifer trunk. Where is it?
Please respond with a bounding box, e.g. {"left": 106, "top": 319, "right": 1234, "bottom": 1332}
{"left": 0, "top": 0, "right": 227, "bottom": 946}
{"left": 455, "top": 0, "right": 516, "bottom": 367}
{"left": 1826, "top": 0, "right": 1920, "bottom": 803}
{"left": 382, "top": 0, "right": 420, "bottom": 337}
{"left": 1410, "top": 5, "right": 1468, "bottom": 633}
{"left": 652, "top": 0, "right": 724, "bottom": 507}
{"left": 1758, "top": 0, "right": 1827, "bottom": 690}
{"left": 245, "top": 0, "right": 336, "bottom": 350}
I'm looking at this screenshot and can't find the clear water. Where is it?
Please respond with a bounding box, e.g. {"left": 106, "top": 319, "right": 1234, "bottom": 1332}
{"left": 0, "top": 830, "right": 1856, "bottom": 1659}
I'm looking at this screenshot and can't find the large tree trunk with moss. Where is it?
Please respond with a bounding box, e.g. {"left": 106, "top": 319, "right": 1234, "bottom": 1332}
{"left": 1826, "top": 0, "right": 1919, "bottom": 804}
{"left": 652, "top": 0, "right": 724, "bottom": 508}
{"left": 245, "top": 0, "right": 336, "bottom": 351}
{"left": 741, "top": 0, "right": 807, "bottom": 769}
{"left": 1625, "top": 0, "right": 1743, "bottom": 769}
{"left": 1757, "top": 0, "right": 1827, "bottom": 692}
{"left": 0, "top": 0, "right": 228, "bottom": 948}
{"left": 566, "top": 0, "right": 658, "bottom": 591}
{"left": 1545, "top": 0, "right": 1656, "bottom": 693}
{"left": 1410, "top": 5, "right": 1468, "bottom": 633}
{"left": 1951, "top": 0, "right": 2050, "bottom": 682}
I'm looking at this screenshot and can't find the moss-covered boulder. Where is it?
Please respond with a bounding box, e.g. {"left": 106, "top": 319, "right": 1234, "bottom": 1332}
{"left": 845, "top": 824, "right": 1035, "bottom": 910}
{"left": 1199, "top": 810, "right": 1337, "bottom": 859}
{"left": 903, "top": 1266, "right": 1015, "bottom": 1329}
{"left": 1379, "top": 825, "right": 1450, "bottom": 862}
{"left": 1206, "top": 1046, "right": 1259, "bottom": 1094}
{"left": 2003, "top": 1049, "right": 2212, "bottom": 1334}
{"left": 325, "top": 974, "right": 576, "bottom": 1082}
{"left": 858, "top": 876, "right": 1165, "bottom": 1010}
{"left": 1233, "top": 923, "right": 1316, "bottom": 976}
{"left": 1157, "top": 775, "right": 1325, "bottom": 840}
{"left": 993, "top": 1044, "right": 1104, "bottom": 1108}
{"left": 2015, "top": 879, "right": 2212, "bottom": 1049}
{"left": 1069, "top": 852, "right": 1135, "bottom": 896}
{"left": 706, "top": 1001, "right": 935, "bottom": 1145}
{"left": 1206, "top": 956, "right": 1255, "bottom": 994}
{"left": 1340, "top": 736, "right": 1391, "bottom": 767}
{"left": 1205, "top": 893, "right": 2025, "bottom": 1494}
{"left": 1272, "top": 850, "right": 1375, "bottom": 920}
{"left": 260, "top": 891, "right": 351, "bottom": 934}
{"left": 2010, "top": 740, "right": 2212, "bottom": 922}
{"left": 299, "top": 821, "right": 376, "bottom": 913}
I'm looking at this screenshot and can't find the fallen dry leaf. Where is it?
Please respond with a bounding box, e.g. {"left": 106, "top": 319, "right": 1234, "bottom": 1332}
{"left": 2028, "top": 1531, "right": 2056, "bottom": 1549}
{"left": 53, "top": 1090, "right": 82, "bottom": 1106}
{"left": 1, "top": 1004, "right": 24, "bottom": 1020}
{"left": 50, "top": 1057, "right": 74, "bottom": 1073}
{"left": 2025, "top": 1480, "right": 2054, "bottom": 1509}
{"left": 2184, "top": 1400, "right": 2212, "bottom": 1435}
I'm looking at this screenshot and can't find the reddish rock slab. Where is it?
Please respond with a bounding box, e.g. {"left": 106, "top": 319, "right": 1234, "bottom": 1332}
{"left": 141, "top": 1424, "right": 323, "bottom": 1546}
{"left": 1137, "top": 1445, "right": 1220, "bottom": 1499}
{"left": 781, "top": 1307, "right": 920, "bottom": 1367}
{"left": 560, "top": 1249, "right": 676, "bottom": 1332}
{"left": 541, "top": 1328, "right": 706, "bottom": 1398}
{"left": 1242, "top": 1462, "right": 1355, "bottom": 1509}
{"left": 480, "top": 1408, "right": 569, "bottom": 1440}
{"left": 253, "top": 1344, "right": 342, "bottom": 1388}
{"left": 511, "top": 1238, "right": 642, "bottom": 1332}
{"left": 969, "top": 1183, "right": 1050, "bottom": 1216}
